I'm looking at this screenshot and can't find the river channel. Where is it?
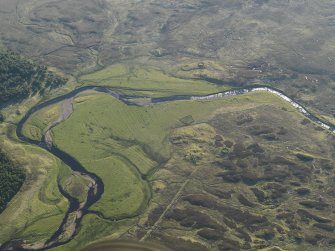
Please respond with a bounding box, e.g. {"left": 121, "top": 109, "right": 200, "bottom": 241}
{"left": 1, "top": 85, "right": 334, "bottom": 251}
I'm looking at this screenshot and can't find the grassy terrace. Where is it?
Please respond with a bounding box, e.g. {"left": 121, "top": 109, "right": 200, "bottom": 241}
{"left": 22, "top": 102, "right": 63, "bottom": 141}
{"left": 79, "top": 64, "right": 230, "bottom": 97}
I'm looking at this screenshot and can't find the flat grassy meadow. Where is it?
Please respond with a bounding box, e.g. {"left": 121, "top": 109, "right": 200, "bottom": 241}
{"left": 79, "top": 64, "right": 230, "bottom": 97}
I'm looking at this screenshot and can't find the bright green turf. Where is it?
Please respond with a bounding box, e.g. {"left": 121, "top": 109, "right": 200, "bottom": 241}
{"left": 79, "top": 64, "right": 229, "bottom": 97}
{"left": 22, "top": 102, "right": 62, "bottom": 141}
{"left": 86, "top": 156, "right": 150, "bottom": 218}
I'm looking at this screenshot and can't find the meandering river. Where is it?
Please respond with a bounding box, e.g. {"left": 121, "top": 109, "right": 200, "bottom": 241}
{"left": 1, "top": 85, "right": 334, "bottom": 251}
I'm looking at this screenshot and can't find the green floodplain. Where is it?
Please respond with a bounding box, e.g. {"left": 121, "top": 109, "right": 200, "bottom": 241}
{"left": 1, "top": 65, "right": 335, "bottom": 251}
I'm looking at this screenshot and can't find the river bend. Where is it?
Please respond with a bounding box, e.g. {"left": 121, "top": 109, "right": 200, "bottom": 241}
{"left": 1, "top": 85, "right": 334, "bottom": 251}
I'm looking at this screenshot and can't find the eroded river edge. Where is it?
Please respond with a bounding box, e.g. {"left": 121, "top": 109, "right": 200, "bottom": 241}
{"left": 1, "top": 85, "right": 334, "bottom": 251}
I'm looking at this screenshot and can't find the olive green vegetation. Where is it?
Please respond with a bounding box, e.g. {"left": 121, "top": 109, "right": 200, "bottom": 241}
{"left": 86, "top": 156, "right": 150, "bottom": 218}
{"left": 0, "top": 49, "right": 70, "bottom": 245}
{"left": 0, "top": 134, "right": 69, "bottom": 244}
{"left": 1, "top": 1, "right": 335, "bottom": 249}
{"left": 7, "top": 86, "right": 335, "bottom": 251}
{"left": 53, "top": 91, "right": 289, "bottom": 164}
{"left": 22, "top": 102, "right": 63, "bottom": 141}
{"left": 79, "top": 64, "right": 230, "bottom": 97}
{"left": 2, "top": 59, "right": 334, "bottom": 250}
{"left": 133, "top": 105, "right": 335, "bottom": 251}
{"left": 2, "top": 62, "right": 233, "bottom": 249}
{"left": 49, "top": 215, "right": 137, "bottom": 251}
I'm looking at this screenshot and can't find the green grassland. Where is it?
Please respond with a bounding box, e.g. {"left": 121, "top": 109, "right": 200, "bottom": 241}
{"left": 0, "top": 125, "right": 69, "bottom": 245}
{"left": 4, "top": 72, "right": 335, "bottom": 251}
{"left": 49, "top": 215, "right": 137, "bottom": 251}
{"left": 22, "top": 102, "right": 63, "bottom": 141}
{"left": 79, "top": 64, "right": 230, "bottom": 97}
{"left": 53, "top": 91, "right": 291, "bottom": 163}
{"left": 0, "top": 103, "right": 84, "bottom": 246}
{"left": 86, "top": 156, "right": 150, "bottom": 219}
{"left": 5, "top": 63, "right": 234, "bottom": 249}
{"left": 44, "top": 89, "right": 334, "bottom": 251}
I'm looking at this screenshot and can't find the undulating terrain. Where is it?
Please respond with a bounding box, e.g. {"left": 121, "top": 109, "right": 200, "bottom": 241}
{"left": 0, "top": 1, "right": 335, "bottom": 251}
{"left": 1, "top": 0, "right": 335, "bottom": 119}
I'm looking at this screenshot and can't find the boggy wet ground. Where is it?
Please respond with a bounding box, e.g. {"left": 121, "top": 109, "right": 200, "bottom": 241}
{"left": 131, "top": 104, "right": 335, "bottom": 251}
